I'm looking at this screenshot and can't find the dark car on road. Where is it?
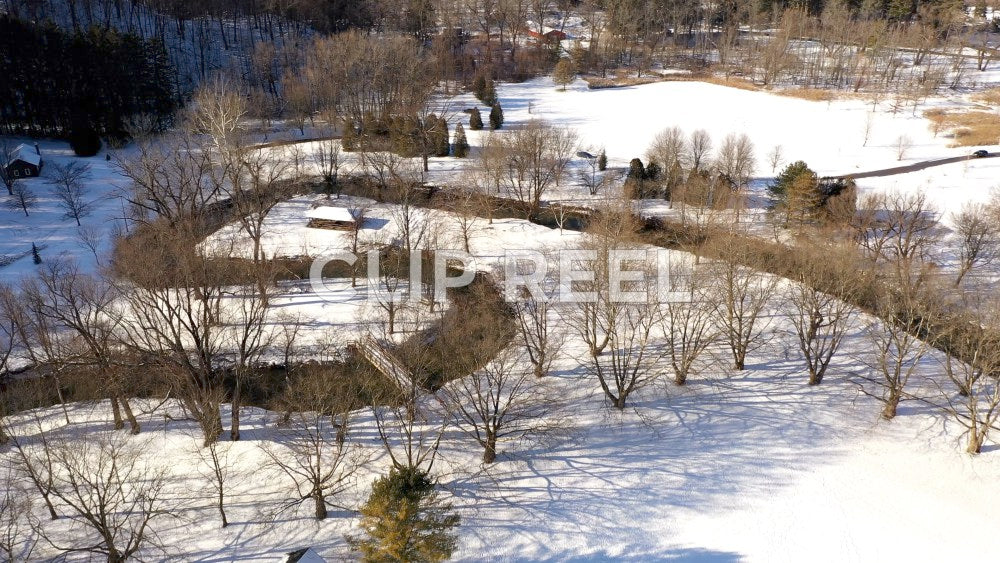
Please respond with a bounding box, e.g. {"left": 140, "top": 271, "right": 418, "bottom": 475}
{"left": 973, "top": 149, "right": 990, "bottom": 158}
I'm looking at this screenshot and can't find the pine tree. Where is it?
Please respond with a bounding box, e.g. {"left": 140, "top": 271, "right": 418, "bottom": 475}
{"left": 597, "top": 150, "right": 607, "bottom": 171}
{"left": 453, "top": 123, "right": 469, "bottom": 158}
{"left": 482, "top": 78, "right": 497, "bottom": 106}
{"left": 469, "top": 108, "right": 484, "bottom": 131}
{"left": 69, "top": 123, "right": 101, "bottom": 157}
{"left": 352, "top": 466, "right": 459, "bottom": 563}
{"left": 489, "top": 103, "right": 504, "bottom": 130}
{"left": 645, "top": 161, "right": 661, "bottom": 181}
{"left": 770, "top": 160, "right": 815, "bottom": 200}
{"left": 435, "top": 116, "right": 450, "bottom": 157}
{"left": 627, "top": 157, "right": 646, "bottom": 180}
{"left": 471, "top": 74, "right": 487, "bottom": 101}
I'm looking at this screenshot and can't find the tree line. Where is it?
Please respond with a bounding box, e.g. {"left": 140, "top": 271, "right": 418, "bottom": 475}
{"left": 0, "top": 15, "right": 177, "bottom": 140}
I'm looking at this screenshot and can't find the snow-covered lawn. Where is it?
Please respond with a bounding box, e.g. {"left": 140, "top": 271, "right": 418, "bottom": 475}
{"left": 9, "top": 289, "right": 1000, "bottom": 561}
{"left": 0, "top": 141, "right": 127, "bottom": 284}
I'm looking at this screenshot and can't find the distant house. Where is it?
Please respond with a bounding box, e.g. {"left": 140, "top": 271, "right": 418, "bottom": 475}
{"left": 525, "top": 26, "right": 568, "bottom": 43}
{"left": 544, "top": 29, "right": 568, "bottom": 42}
{"left": 4, "top": 143, "right": 42, "bottom": 178}
{"left": 305, "top": 206, "right": 358, "bottom": 231}
{"left": 283, "top": 547, "right": 326, "bottom": 563}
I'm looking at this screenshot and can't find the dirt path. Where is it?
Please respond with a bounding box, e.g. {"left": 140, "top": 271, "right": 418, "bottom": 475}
{"left": 829, "top": 152, "right": 996, "bottom": 180}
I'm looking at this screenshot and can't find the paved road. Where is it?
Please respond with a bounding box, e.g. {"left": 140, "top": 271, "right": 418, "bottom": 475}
{"left": 828, "top": 152, "right": 997, "bottom": 180}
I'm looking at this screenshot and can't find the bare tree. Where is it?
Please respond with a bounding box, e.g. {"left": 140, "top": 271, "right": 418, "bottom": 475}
{"left": 225, "top": 147, "right": 293, "bottom": 266}
{"left": 4, "top": 182, "right": 36, "bottom": 217}
{"left": 647, "top": 126, "right": 687, "bottom": 173}
{"left": 687, "top": 129, "right": 713, "bottom": 172}
{"left": 189, "top": 77, "right": 248, "bottom": 157}
{"left": 114, "top": 225, "right": 228, "bottom": 446}
{"left": 660, "top": 259, "right": 717, "bottom": 385}
{"left": 22, "top": 260, "right": 141, "bottom": 433}
{"left": 786, "top": 252, "right": 858, "bottom": 385}
{"left": 6, "top": 418, "right": 59, "bottom": 521}
{"left": 196, "top": 440, "right": 235, "bottom": 528}
{"left": 715, "top": 132, "right": 756, "bottom": 190}
{"left": 449, "top": 188, "right": 482, "bottom": 253}
{"left": 314, "top": 137, "right": 345, "bottom": 198}
{"left": 42, "top": 433, "right": 171, "bottom": 562}
{"left": 438, "top": 344, "right": 549, "bottom": 463}
{"left": 940, "top": 296, "right": 1000, "bottom": 454}
{"left": 262, "top": 374, "right": 364, "bottom": 520}
{"left": 767, "top": 145, "right": 784, "bottom": 173}
{"left": 47, "top": 162, "right": 94, "bottom": 226}
{"left": 365, "top": 338, "right": 446, "bottom": 472}
{"left": 114, "top": 133, "right": 219, "bottom": 227}
{"left": 862, "top": 111, "right": 875, "bottom": 146}
{"left": 894, "top": 134, "right": 912, "bottom": 161}
{"left": 0, "top": 469, "right": 36, "bottom": 561}
{"left": 0, "top": 141, "right": 20, "bottom": 196}
{"left": 951, "top": 203, "right": 1000, "bottom": 286}
{"left": 862, "top": 292, "right": 931, "bottom": 420}
{"left": 513, "top": 290, "right": 563, "bottom": 379}
{"left": 706, "top": 243, "right": 778, "bottom": 371}
{"left": 480, "top": 120, "right": 577, "bottom": 217}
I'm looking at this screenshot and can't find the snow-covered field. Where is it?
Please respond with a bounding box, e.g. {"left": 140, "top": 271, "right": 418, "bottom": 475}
{"left": 0, "top": 141, "right": 128, "bottom": 284}
{"left": 8, "top": 284, "right": 1000, "bottom": 561}
{"left": 6, "top": 75, "right": 1000, "bottom": 561}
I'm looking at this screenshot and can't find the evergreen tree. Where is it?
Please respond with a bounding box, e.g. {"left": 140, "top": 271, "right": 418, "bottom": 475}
{"left": 471, "top": 74, "right": 487, "bottom": 101}
{"left": 69, "top": 124, "right": 102, "bottom": 157}
{"left": 0, "top": 15, "right": 176, "bottom": 139}
{"left": 453, "top": 123, "right": 469, "bottom": 158}
{"left": 435, "top": 116, "right": 450, "bottom": 157}
{"left": 627, "top": 157, "right": 646, "bottom": 180}
{"left": 489, "top": 103, "right": 504, "bottom": 130}
{"left": 770, "top": 160, "right": 815, "bottom": 199}
{"left": 482, "top": 78, "right": 497, "bottom": 106}
{"left": 469, "top": 108, "right": 484, "bottom": 131}
{"left": 645, "top": 161, "right": 661, "bottom": 181}
{"left": 352, "top": 466, "right": 459, "bottom": 563}
{"left": 597, "top": 150, "right": 607, "bottom": 171}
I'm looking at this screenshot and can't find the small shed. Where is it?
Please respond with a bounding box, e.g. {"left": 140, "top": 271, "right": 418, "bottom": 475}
{"left": 283, "top": 547, "right": 326, "bottom": 563}
{"left": 5, "top": 143, "right": 42, "bottom": 178}
{"left": 305, "top": 206, "right": 357, "bottom": 231}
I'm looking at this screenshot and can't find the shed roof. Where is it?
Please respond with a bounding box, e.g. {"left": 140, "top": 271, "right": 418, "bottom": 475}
{"left": 11, "top": 144, "right": 40, "bottom": 166}
{"left": 305, "top": 206, "right": 356, "bottom": 223}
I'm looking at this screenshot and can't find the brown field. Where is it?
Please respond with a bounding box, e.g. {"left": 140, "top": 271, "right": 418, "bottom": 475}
{"left": 775, "top": 88, "right": 842, "bottom": 102}
{"left": 972, "top": 87, "right": 1000, "bottom": 107}
{"left": 924, "top": 108, "right": 1000, "bottom": 147}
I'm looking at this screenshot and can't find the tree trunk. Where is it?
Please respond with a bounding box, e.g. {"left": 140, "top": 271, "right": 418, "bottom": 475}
{"left": 313, "top": 490, "right": 327, "bottom": 519}
{"left": 218, "top": 490, "right": 228, "bottom": 528}
{"left": 613, "top": 396, "right": 626, "bottom": 409}
{"left": 230, "top": 379, "right": 241, "bottom": 442}
{"left": 808, "top": 371, "right": 823, "bottom": 385}
{"left": 483, "top": 435, "right": 497, "bottom": 464}
{"left": 881, "top": 394, "right": 899, "bottom": 420}
{"left": 120, "top": 396, "right": 140, "bottom": 434}
{"left": 110, "top": 397, "right": 124, "bottom": 430}
{"left": 967, "top": 431, "right": 983, "bottom": 455}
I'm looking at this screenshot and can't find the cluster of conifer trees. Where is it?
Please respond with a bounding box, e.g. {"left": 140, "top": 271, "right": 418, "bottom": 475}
{"left": 0, "top": 15, "right": 177, "bottom": 140}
